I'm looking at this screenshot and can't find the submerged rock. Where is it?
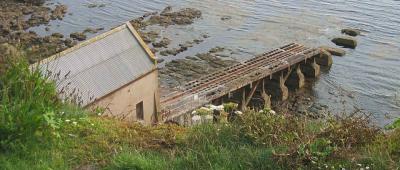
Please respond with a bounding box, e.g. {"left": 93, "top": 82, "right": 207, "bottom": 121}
{"left": 51, "top": 5, "right": 68, "bottom": 20}
{"left": 221, "top": 16, "right": 232, "bottom": 21}
{"left": 83, "top": 27, "right": 104, "bottom": 34}
{"left": 159, "top": 48, "right": 238, "bottom": 88}
{"left": 332, "top": 37, "right": 358, "bottom": 49}
{"left": 140, "top": 31, "right": 159, "bottom": 44}
{"left": 152, "top": 37, "right": 171, "bottom": 48}
{"left": 70, "top": 32, "right": 87, "bottom": 41}
{"left": 209, "top": 46, "right": 224, "bottom": 53}
{"left": 64, "top": 38, "right": 76, "bottom": 47}
{"left": 130, "top": 7, "right": 202, "bottom": 30}
{"left": 320, "top": 46, "right": 346, "bottom": 56}
{"left": 51, "top": 33, "right": 64, "bottom": 38}
{"left": 341, "top": 28, "right": 361, "bottom": 37}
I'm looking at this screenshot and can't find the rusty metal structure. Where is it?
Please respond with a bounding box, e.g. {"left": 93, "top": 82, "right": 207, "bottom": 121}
{"left": 160, "top": 43, "right": 325, "bottom": 122}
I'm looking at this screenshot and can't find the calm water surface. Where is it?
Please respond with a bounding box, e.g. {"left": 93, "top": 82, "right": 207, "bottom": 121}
{"left": 38, "top": 0, "right": 400, "bottom": 126}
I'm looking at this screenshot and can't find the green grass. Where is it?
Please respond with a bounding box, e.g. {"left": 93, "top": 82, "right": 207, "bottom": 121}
{"left": 0, "top": 50, "right": 399, "bottom": 169}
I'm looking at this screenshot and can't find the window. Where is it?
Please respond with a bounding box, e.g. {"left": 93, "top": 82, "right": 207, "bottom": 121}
{"left": 136, "top": 101, "right": 144, "bottom": 120}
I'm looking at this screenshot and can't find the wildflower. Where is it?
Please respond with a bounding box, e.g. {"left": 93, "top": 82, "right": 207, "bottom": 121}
{"left": 91, "top": 123, "right": 95, "bottom": 126}
{"left": 357, "top": 164, "right": 362, "bottom": 167}
{"left": 205, "top": 115, "right": 213, "bottom": 120}
{"left": 73, "top": 121, "right": 78, "bottom": 125}
{"left": 65, "top": 119, "right": 71, "bottom": 122}
{"left": 234, "top": 111, "right": 243, "bottom": 115}
{"left": 366, "top": 166, "right": 370, "bottom": 170}
{"left": 269, "top": 110, "right": 276, "bottom": 115}
{"left": 60, "top": 111, "right": 65, "bottom": 115}
{"left": 97, "top": 112, "right": 102, "bottom": 116}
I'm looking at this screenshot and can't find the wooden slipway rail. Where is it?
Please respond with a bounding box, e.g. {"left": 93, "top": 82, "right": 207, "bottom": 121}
{"left": 160, "top": 43, "right": 321, "bottom": 121}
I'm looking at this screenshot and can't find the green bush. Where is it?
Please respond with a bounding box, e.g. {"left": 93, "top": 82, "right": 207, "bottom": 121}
{"left": 235, "top": 110, "right": 305, "bottom": 146}
{"left": 0, "top": 57, "right": 61, "bottom": 150}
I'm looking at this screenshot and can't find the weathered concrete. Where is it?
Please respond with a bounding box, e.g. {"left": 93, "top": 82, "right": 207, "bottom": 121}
{"left": 261, "top": 79, "right": 272, "bottom": 109}
{"left": 90, "top": 70, "right": 160, "bottom": 124}
{"left": 320, "top": 46, "right": 346, "bottom": 56}
{"left": 301, "top": 58, "right": 320, "bottom": 78}
{"left": 286, "top": 65, "right": 305, "bottom": 90}
{"left": 161, "top": 43, "right": 323, "bottom": 121}
{"left": 315, "top": 49, "right": 333, "bottom": 67}
{"left": 265, "top": 73, "right": 289, "bottom": 101}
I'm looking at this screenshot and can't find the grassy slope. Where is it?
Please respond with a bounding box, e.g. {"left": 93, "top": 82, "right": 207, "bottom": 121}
{"left": 0, "top": 53, "right": 399, "bottom": 170}
{"left": 1, "top": 112, "right": 399, "bottom": 170}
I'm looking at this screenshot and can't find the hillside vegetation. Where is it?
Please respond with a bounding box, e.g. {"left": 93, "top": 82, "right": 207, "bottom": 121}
{"left": 0, "top": 52, "right": 399, "bottom": 169}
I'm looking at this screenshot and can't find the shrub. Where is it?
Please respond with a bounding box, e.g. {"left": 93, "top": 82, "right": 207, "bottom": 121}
{"left": 235, "top": 110, "right": 305, "bottom": 146}
{"left": 0, "top": 55, "right": 61, "bottom": 150}
{"left": 320, "top": 113, "right": 380, "bottom": 148}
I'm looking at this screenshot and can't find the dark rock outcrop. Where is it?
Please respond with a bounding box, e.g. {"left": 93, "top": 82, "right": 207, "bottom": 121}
{"left": 70, "top": 32, "right": 86, "bottom": 41}
{"left": 341, "top": 28, "right": 360, "bottom": 37}
{"left": 332, "top": 37, "right": 358, "bottom": 49}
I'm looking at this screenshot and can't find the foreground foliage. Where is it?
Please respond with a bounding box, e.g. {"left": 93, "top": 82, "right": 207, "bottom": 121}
{"left": 0, "top": 53, "right": 399, "bottom": 169}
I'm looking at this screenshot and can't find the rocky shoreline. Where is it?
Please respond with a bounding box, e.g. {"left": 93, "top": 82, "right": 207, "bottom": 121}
{"left": 0, "top": 2, "right": 356, "bottom": 119}
{"left": 0, "top": 1, "right": 72, "bottom": 62}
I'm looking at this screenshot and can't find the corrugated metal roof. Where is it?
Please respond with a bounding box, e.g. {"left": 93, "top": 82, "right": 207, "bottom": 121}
{"left": 38, "top": 22, "right": 156, "bottom": 106}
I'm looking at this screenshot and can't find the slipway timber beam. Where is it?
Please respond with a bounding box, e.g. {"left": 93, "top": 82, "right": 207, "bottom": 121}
{"left": 160, "top": 43, "right": 324, "bottom": 122}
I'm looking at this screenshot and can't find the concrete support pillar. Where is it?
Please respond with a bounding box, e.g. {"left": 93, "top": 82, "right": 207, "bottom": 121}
{"left": 315, "top": 50, "right": 333, "bottom": 67}
{"left": 265, "top": 73, "right": 289, "bottom": 101}
{"left": 279, "top": 74, "right": 289, "bottom": 101}
{"left": 240, "top": 88, "right": 246, "bottom": 111}
{"left": 302, "top": 58, "right": 320, "bottom": 78}
{"left": 261, "top": 79, "right": 272, "bottom": 109}
{"left": 286, "top": 65, "right": 305, "bottom": 90}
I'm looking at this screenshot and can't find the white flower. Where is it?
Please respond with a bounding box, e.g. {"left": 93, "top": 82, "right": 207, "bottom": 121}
{"left": 269, "top": 110, "right": 276, "bottom": 115}
{"left": 65, "top": 119, "right": 71, "bottom": 122}
{"left": 357, "top": 164, "right": 362, "bottom": 167}
{"left": 60, "top": 112, "right": 65, "bottom": 115}
{"left": 72, "top": 121, "right": 77, "bottom": 125}
{"left": 366, "top": 166, "right": 370, "bottom": 170}
{"left": 200, "top": 107, "right": 211, "bottom": 111}
{"left": 192, "top": 115, "right": 201, "bottom": 121}
{"left": 234, "top": 111, "right": 243, "bottom": 115}
{"left": 97, "top": 112, "right": 102, "bottom": 116}
{"left": 91, "top": 123, "right": 95, "bottom": 126}
{"left": 205, "top": 115, "right": 213, "bottom": 120}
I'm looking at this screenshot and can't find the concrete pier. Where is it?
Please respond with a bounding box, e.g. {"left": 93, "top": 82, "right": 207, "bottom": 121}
{"left": 315, "top": 49, "right": 333, "bottom": 67}
{"left": 161, "top": 43, "right": 328, "bottom": 122}
{"left": 302, "top": 58, "right": 320, "bottom": 78}
{"left": 286, "top": 64, "right": 305, "bottom": 90}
